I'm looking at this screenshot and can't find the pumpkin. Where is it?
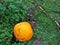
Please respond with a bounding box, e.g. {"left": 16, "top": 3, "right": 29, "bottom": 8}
{"left": 14, "top": 22, "right": 33, "bottom": 41}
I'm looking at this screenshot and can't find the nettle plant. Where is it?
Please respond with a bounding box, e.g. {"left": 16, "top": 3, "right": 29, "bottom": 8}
{"left": 0, "top": 0, "right": 28, "bottom": 28}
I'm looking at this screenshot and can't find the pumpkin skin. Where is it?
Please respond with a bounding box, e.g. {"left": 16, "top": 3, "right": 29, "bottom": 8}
{"left": 14, "top": 22, "right": 33, "bottom": 42}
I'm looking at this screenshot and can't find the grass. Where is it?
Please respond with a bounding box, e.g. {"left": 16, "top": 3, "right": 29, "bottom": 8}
{"left": 0, "top": 0, "right": 60, "bottom": 45}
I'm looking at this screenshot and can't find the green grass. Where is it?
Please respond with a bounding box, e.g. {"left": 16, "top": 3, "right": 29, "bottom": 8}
{"left": 0, "top": 0, "right": 60, "bottom": 45}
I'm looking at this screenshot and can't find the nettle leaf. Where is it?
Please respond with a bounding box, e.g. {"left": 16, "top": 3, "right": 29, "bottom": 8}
{"left": 0, "top": 34, "right": 5, "bottom": 39}
{"left": 0, "top": 0, "right": 28, "bottom": 25}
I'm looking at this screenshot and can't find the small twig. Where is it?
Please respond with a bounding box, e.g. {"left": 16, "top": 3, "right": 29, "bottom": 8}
{"left": 33, "top": 0, "right": 60, "bottom": 28}
{"left": 55, "top": 21, "right": 60, "bottom": 27}
{"left": 38, "top": 5, "right": 60, "bottom": 27}
{"left": 38, "top": 6, "right": 55, "bottom": 21}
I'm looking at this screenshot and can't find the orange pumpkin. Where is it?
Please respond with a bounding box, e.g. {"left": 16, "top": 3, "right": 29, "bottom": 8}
{"left": 14, "top": 22, "right": 33, "bottom": 41}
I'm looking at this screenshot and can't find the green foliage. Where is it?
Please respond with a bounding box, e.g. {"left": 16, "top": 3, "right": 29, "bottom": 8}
{"left": 0, "top": 0, "right": 28, "bottom": 28}
{"left": 34, "top": 9, "right": 60, "bottom": 45}
{"left": 0, "top": 0, "right": 28, "bottom": 45}
{"left": 0, "top": 0, "right": 60, "bottom": 45}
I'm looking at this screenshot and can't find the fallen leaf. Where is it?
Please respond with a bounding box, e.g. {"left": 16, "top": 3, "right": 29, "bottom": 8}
{"left": 30, "top": 20, "right": 37, "bottom": 28}
{"left": 33, "top": 39, "right": 43, "bottom": 45}
{"left": 58, "top": 41, "right": 60, "bottom": 45}
{"left": 4, "top": 37, "right": 8, "bottom": 40}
